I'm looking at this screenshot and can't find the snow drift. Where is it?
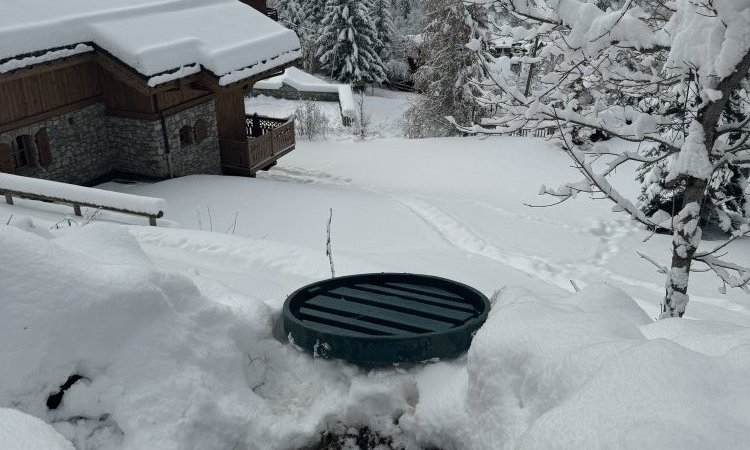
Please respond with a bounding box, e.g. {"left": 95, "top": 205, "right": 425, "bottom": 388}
{"left": 405, "top": 285, "right": 750, "bottom": 450}
{"left": 2, "top": 219, "right": 750, "bottom": 450}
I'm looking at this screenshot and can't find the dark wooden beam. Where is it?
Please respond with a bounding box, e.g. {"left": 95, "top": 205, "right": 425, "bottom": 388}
{"left": 0, "top": 53, "right": 95, "bottom": 83}
{"left": 0, "top": 96, "right": 102, "bottom": 133}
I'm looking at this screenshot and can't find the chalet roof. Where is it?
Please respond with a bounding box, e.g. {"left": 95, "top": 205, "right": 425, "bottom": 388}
{"left": 0, "top": 0, "right": 301, "bottom": 87}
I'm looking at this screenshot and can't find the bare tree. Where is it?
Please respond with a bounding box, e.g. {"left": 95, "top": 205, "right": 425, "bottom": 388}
{"left": 455, "top": 0, "right": 750, "bottom": 318}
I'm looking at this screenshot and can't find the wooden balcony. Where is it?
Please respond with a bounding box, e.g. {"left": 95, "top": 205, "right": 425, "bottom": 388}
{"left": 220, "top": 115, "right": 295, "bottom": 177}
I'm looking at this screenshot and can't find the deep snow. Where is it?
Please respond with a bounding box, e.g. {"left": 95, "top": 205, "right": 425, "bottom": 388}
{"left": 2, "top": 90, "right": 750, "bottom": 449}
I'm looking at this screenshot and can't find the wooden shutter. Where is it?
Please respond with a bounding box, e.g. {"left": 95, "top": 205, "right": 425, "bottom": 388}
{"left": 0, "top": 143, "right": 14, "bottom": 173}
{"left": 194, "top": 119, "right": 208, "bottom": 143}
{"left": 36, "top": 128, "right": 52, "bottom": 167}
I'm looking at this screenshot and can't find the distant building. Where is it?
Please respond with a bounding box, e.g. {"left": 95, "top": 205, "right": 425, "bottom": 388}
{"left": 0, "top": 0, "right": 300, "bottom": 184}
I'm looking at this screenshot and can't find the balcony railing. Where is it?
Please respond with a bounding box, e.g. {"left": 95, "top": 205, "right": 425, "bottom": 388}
{"left": 220, "top": 115, "right": 295, "bottom": 177}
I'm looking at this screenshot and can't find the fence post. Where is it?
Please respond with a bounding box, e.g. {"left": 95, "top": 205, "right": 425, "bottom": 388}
{"left": 73, "top": 204, "right": 82, "bottom": 216}
{"left": 149, "top": 216, "right": 157, "bottom": 227}
{"left": 4, "top": 192, "right": 12, "bottom": 205}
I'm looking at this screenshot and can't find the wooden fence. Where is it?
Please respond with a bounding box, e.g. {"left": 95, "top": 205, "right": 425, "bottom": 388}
{"left": 0, "top": 174, "right": 165, "bottom": 226}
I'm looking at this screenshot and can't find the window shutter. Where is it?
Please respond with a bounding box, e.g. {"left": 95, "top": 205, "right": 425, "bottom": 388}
{"left": 36, "top": 128, "right": 52, "bottom": 167}
{"left": 194, "top": 119, "right": 208, "bottom": 143}
{"left": 0, "top": 143, "right": 14, "bottom": 174}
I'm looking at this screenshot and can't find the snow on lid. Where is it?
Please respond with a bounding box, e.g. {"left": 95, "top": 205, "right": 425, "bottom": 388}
{"left": 0, "top": 173, "right": 166, "bottom": 216}
{"left": 0, "top": 0, "right": 301, "bottom": 86}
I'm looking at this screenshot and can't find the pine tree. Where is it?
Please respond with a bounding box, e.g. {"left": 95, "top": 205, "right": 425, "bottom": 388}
{"left": 279, "top": 0, "right": 326, "bottom": 72}
{"left": 317, "top": 0, "right": 387, "bottom": 84}
{"left": 403, "top": 0, "right": 491, "bottom": 137}
{"left": 372, "top": 0, "right": 395, "bottom": 74}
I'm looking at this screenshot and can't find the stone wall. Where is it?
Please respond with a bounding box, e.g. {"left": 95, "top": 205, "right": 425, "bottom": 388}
{"left": 0, "top": 103, "right": 113, "bottom": 185}
{"left": 1, "top": 99, "right": 222, "bottom": 185}
{"left": 107, "top": 115, "right": 167, "bottom": 178}
{"left": 163, "top": 100, "right": 221, "bottom": 177}
{"left": 108, "top": 99, "right": 221, "bottom": 178}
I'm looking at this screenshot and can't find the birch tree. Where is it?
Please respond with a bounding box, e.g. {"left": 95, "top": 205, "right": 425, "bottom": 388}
{"left": 455, "top": 0, "right": 750, "bottom": 318}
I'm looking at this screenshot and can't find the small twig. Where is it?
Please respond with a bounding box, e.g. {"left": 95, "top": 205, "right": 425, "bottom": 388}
{"left": 207, "top": 204, "right": 213, "bottom": 232}
{"left": 489, "top": 287, "right": 506, "bottom": 306}
{"left": 636, "top": 251, "right": 668, "bottom": 274}
{"left": 196, "top": 207, "right": 203, "bottom": 230}
{"left": 326, "top": 208, "right": 335, "bottom": 278}
{"left": 5, "top": 214, "right": 12, "bottom": 225}
{"left": 225, "top": 211, "right": 239, "bottom": 235}
{"left": 570, "top": 280, "right": 581, "bottom": 292}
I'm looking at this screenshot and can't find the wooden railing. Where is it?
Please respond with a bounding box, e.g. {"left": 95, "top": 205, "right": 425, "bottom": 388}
{"left": 221, "top": 116, "right": 295, "bottom": 176}
{"left": 508, "top": 128, "right": 555, "bottom": 137}
{"left": 0, "top": 173, "right": 165, "bottom": 226}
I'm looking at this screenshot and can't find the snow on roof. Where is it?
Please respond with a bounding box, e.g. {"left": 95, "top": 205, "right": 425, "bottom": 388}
{"left": 254, "top": 67, "right": 356, "bottom": 118}
{"left": 0, "top": 0, "right": 301, "bottom": 87}
{"left": 255, "top": 67, "right": 336, "bottom": 92}
{"left": 255, "top": 67, "right": 335, "bottom": 92}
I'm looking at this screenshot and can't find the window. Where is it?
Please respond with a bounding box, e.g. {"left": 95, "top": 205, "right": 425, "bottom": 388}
{"left": 194, "top": 119, "right": 208, "bottom": 143}
{"left": 36, "top": 128, "right": 52, "bottom": 167}
{"left": 11, "top": 135, "right": 31, "bottom": 169}
{"left": 179, "top": 126, "right": 194, "bottom": 147}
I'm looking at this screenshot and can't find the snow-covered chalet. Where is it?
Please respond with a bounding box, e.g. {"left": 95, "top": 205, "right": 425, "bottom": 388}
{"left": 0, "top": 0, "right": 300, "bottom": 184}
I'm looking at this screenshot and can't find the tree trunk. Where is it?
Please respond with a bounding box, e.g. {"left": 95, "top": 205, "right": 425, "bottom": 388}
{"left": 660, "top": 177, "right": 706, "bottom": 318}
{"left": 660, "top": 50, "right": 750, "bottom": 318}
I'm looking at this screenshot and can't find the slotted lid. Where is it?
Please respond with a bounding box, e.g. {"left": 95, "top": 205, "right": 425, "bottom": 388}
{"left": 282, "top": 273, "right": 490, "bottom": 364}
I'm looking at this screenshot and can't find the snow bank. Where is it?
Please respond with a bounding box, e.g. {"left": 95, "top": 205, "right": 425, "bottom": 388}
{"left": 0, "top": 222, "right": 416, "bottom": 450}
{"left": 0, "top": 173, "right": 166, "bottom": 216}
{"left": 404, "top": 284, "right": 750, "bottom": 450}
{"left": 0, "top": 0, "right": 301, "bottom": 86}
{"left": 0, "top": 223, "right": 258, "bottom": 450}
{"left": 0, "top": 408, "right": 74, "bottom": 450}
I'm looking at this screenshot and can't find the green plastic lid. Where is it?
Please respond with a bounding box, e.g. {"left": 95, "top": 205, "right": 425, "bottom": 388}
{"left": 282, "top": 273, "right": 490, "bottom": 364}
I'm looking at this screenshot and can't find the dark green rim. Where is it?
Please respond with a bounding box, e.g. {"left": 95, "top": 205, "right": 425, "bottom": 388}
{"left": 282, "top": 273, "right": 490, "bottom": 364}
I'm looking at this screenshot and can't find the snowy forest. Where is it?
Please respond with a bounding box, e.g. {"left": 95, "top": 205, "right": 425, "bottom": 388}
{"left": 2, "top": 0, "right": 750, "bottom": 449}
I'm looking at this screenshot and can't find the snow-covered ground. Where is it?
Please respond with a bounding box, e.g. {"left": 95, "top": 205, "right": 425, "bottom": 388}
{"left": 246, "top": 87, "right": 417, "bottom": 137}
{"left": 2, "top": 90, "right": 750, "bottom": 449}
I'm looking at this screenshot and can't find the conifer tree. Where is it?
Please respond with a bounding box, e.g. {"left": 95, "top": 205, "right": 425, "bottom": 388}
{"left": 372, "top": 0, "right": 395, "bottom": 71}
{"left": 403, "top": 0, "right": 491, "bottom": 137}
{"left": 317, "top": 0, "right": 387, "bottom": 84}
{"left": 279, "top": 0, "right": 326, "bottom": 72}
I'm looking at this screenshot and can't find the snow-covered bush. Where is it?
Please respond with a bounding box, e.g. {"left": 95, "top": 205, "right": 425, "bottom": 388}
{"left": 295, "top": 100, "right": 331, "bottom": 140}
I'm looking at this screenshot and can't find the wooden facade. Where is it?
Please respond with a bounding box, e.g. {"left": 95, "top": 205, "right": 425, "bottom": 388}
{"left": 0, "top": 57, "right": 101, "bottom": 133}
